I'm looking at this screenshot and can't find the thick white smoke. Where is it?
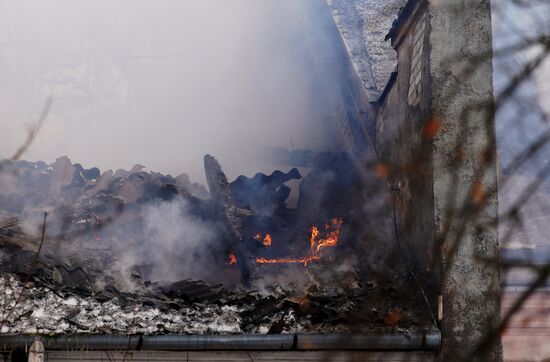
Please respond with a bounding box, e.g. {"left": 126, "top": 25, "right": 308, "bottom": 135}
{"left": 140, "top": 198, "right": 220, "bottom": 283}
{"left": 0, "top": 0, "right": 344, "bottom": 183}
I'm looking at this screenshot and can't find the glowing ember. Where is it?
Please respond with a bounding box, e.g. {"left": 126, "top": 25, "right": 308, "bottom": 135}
{"left": 227, "top": 253, "right": 237, "bottom": 265}
{"left": 256, "top": 255, "right": 320, "bottom": 266}
{"left": 253, "top": 232, "right": 273, "bottom": 247}
{"left": 256, "top": 218, "right": 343, "bottom": 266}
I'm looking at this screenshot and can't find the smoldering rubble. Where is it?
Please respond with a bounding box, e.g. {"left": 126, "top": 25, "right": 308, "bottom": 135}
{"left": 0, "top": 272, "right": 428, "bottom": 335}
{"left": 0, "top": 154, "right": 431, "bottom": 335}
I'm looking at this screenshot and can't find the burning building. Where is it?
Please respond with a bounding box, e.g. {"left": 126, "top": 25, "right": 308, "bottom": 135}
{"left": 0, "top": 0, "right": 502, "bottom": 361}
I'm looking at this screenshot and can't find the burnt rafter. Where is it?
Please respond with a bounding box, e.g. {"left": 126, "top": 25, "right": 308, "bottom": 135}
{"left": 203, "top": 154, "right": 254, "bottom": 284}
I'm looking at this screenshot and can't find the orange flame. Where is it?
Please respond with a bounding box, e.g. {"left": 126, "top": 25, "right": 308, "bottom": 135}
{"left": 310, "top": 225, "right": 319, "bottom": 256}
{"left": 227, "top": 253, "right": 237, "bottom": 265}
{"left": 263, "top": 233, "right": 272, "bottom": 246}
{"left": 316, "top": 218, "right": 343, "bottom": 253}
{"left": 255, "top": 218, "right": 343, "bottom": 267}
{"left": 253, "top": 232, "right": 262, "bottom": 241}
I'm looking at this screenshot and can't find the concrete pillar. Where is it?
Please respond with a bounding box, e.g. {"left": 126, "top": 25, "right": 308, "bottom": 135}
{"left": 427, "top": 0, "right": 502, "bottom": 360}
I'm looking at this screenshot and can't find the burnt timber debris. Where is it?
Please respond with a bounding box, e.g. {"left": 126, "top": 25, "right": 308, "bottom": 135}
{"left": 0, "top": 155, "right": 430, "bottom": 336}
{"left": 203, "top": 155, "right": 253, "bottom": 285}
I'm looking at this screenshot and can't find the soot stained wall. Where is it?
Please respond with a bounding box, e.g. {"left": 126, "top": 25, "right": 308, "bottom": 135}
{"left": 374, "top": 0, "right": 436, "bottom": 293}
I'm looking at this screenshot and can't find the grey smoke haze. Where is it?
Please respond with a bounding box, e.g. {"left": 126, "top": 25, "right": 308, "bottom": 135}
{"left": 107, "top": 197, "right": 226, "bottom": 287}
{"left": 0, "top": 0, "right": 343, "bottom": 183}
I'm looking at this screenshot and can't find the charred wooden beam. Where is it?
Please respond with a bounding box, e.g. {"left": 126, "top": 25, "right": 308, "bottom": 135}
{"left": 203, "top": 155, "right": 253, "bottom": 285}
{"left": 204, "top": 155, "right": 246, "bottom": 240}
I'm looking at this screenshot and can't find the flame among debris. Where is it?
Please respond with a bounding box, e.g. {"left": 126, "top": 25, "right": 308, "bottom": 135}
{"left": 310, "top": 225, "right": 319, "bottom": 256}
{"left": 256, "top": 218, "right": 343, "bottom": 266}
{"left": 316, "top": 218, "right": 342, "bottom": 253}
{"left": 253, "top": 232, "right": 273, "bottom": 247}
{"left": 227, "top": 253, "right": 237, "bottom": 265}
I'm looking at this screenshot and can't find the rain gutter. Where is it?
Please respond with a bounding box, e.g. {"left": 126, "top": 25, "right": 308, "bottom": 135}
{"left": 0, "top": 329, "right": 440, "bottom": 351}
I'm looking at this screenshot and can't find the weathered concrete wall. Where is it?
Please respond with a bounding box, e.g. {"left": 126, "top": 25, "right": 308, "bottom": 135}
{"left": 375, "top": 0, "right": 437, "bottom": 302}
{"left": 428, "top": 0, "right": 501, "bottom": 360}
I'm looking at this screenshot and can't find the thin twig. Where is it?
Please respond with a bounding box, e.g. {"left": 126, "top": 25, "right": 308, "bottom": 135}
{"left": 10, "top": 97, "right": 53, "bottom": 162}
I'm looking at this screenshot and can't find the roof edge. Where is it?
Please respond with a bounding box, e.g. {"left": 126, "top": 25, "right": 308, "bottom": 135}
{"left": 375, "top": 67, "right": 399, "bottom": 106}
{"left": 385, "top": 0, "right": 421, "bottom": 42}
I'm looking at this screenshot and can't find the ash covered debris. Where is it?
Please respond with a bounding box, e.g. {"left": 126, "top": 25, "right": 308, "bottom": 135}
{"left": 0, "top": 152, "right": 420, "bottom": 335}
{"left": 0, "top": 273, "right": 430, "bottom": 335}
{"left": 0, "top": 155, "right": 223, "bottom": 284}
{"left": 0, "top": 274, "right": 241, "bottom": 335}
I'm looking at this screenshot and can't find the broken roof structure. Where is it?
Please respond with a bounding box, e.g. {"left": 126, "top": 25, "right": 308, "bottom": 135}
{"left": 0, "top": 0, "right": 505, "bottom": 360}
